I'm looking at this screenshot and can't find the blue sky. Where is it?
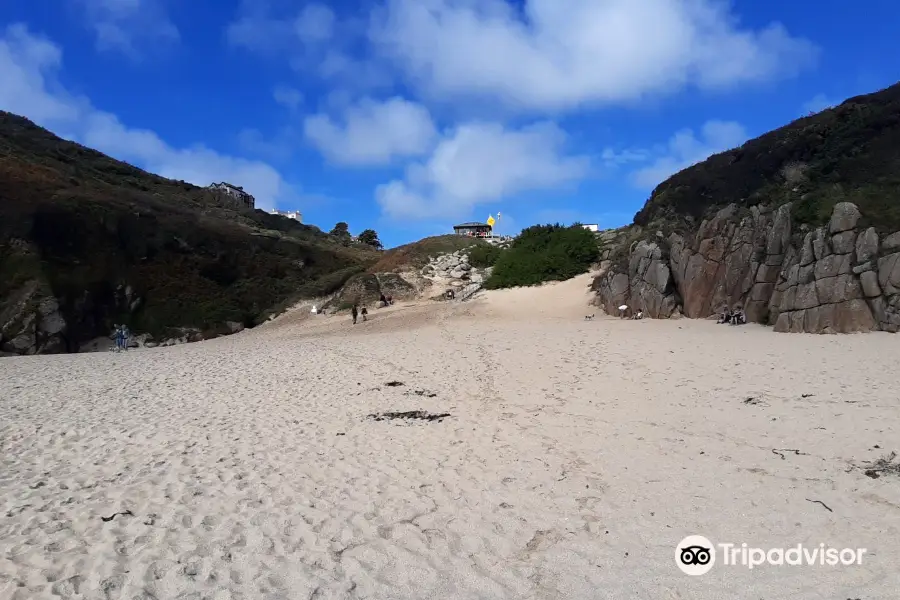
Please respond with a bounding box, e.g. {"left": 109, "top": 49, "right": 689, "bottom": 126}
{"left": 2, "top": 1, "right": 899, "bottom": 248}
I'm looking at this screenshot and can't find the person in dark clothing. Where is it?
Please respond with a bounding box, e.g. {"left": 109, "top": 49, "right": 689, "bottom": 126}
{"left": 351, "top": 304, "right": 358, "bottom": 324}
{"left": 361, "top": 306, "right": 368, "bottom": 321}
{"left": 379, "top": 293, "right": 387, "bottom": 307}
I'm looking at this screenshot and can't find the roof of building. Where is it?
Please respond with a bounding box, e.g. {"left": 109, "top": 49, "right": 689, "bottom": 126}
{"left": 453, "top": 222, "right": 491, "bottom": 228}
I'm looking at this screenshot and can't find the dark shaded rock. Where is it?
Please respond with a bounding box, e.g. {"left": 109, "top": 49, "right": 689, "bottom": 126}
{"left": 856, "top": 228, "right": 879, "bottom": 263}
{"left": 878, "top": 253, "right": 900, "bottom": 295}
{"left": 830, "top": 230, "right": 857, "bottom": 255}
{"left": 883, "top": 232, "right": 900, "bottom": 252}
{"left": 860, "top": 271, "right": 882, "bottom": 298}
{"left": 794, "top": 282, "right": 819, "bottom": 310}
{"left": 799, "top": 233, "right": 815, "bottom": 266}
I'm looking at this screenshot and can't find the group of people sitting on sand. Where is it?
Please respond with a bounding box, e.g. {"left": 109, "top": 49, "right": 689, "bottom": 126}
{"left": 616, "top": 305, "right": 643, "bottom": 320}
{"left": 379, "top": 293, "right": 393, "bottom": 307}
{"left": 718, "top": 306, "right": 746, "bottom": 325}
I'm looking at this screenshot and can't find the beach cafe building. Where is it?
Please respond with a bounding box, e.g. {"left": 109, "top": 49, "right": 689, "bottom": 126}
{"left": 453, "top": 222, "right": 493, "bottom": 238}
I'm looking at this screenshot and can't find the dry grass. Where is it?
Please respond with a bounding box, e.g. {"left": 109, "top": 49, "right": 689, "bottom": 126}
{"left": 370, "top": 235, "right": 486, "bottom": 273}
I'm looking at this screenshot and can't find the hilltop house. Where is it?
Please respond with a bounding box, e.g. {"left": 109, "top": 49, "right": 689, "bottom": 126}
{"left": 269, "top": 209, "right": 303, "bottom": 222}
{"left": 453, "top": 222, "right": 493, "bottom": 237}
{"left": 208, "top": 182, "right": 255, "bottom": 210}
{"left": 581, "top": 224, "right": 599, "bottom": 232}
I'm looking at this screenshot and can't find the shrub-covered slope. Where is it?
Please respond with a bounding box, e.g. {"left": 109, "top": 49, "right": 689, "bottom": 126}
{"left": 596, "top": 82, "right": 900, "bottom": 333}
{"left": 634, "top": 82, "right": 900, "bottom": 233}
{"left": 0, "top": 112, "right": 378, "bottom": 353}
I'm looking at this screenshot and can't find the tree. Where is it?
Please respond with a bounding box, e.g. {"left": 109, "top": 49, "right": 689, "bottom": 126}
{"left": 330, "top": 222, "right": 351, "bottom": 239}
{"left": 357, "top": 228, "right": 382, "bottom": 249}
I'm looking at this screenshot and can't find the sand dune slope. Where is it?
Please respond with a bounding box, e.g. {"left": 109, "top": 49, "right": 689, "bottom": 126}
{"left": 1, "top": 281, "right": 899, "bottom": 599}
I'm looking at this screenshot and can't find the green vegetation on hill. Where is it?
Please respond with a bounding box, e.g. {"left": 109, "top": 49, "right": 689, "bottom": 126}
{"left": 485, "top": 224, "right": 599, "bottom": 289}
{"left": 0, "top": 111, "right": 379, "bottom": 350}
{"left": 633, "top": 82, "right": 900, "bottom": 233}
{"left": 466, "top": 243, "right": 504, "bottom": 268}
{"left": 369, "top": 235, "right": 486, "bottom": 272}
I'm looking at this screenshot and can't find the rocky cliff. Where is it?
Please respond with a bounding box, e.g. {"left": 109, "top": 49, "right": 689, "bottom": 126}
{"left": 594, "top": 202, "right": 900, "bottom": 333}
{"left": 594, "top": 81, "right": 900, "bottom": 334}
{"left": 0, "top": 112, "right": 378, "bottom": 355}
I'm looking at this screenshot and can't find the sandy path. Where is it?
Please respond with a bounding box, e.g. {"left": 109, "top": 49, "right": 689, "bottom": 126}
{"left": 1, "top": 278, "right": 899, "bottom": 599}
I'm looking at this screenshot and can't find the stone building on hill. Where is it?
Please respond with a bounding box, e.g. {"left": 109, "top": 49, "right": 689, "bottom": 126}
{"left": 208, "top": 182, "right": 255, "bottom": 210}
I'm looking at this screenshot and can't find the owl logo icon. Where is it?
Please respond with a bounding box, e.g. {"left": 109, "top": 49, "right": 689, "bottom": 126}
{"left": 676, "top": 535, "right": 716, "bottom": 575}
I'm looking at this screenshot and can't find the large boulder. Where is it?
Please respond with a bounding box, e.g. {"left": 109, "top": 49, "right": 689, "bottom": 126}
{"left": 829, "top": 202, "right": 862, "bottom": 233}
{"left": 376, "top": 273, "right": 417, "bottom": 300}
{"left": 0, "top": 280, "right": 69, "bottom": 355}
{"left": 334, "top": 273, "right": 382, "bottom": 306}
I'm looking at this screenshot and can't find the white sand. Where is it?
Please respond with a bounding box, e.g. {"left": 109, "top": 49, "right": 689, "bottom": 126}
{"left": 2, "top": 275, "right": 899, "bottom": 599}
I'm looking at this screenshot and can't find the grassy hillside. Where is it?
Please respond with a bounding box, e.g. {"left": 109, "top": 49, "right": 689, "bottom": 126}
{"left": 0, "top": 112, "right": 379, "bottom": 350}
{"left": 634, "top": 82, "right": 900, "bottom": 233}
{"left": 369, "top": 235, "right": 486, "bottom": 272}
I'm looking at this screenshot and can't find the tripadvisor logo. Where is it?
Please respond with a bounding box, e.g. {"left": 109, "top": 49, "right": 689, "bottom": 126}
{"left": 675, "top": 536, "right": 867, "bottom": 575}
{"left": 676, "top": 535, "right": 715, "bottom": 576}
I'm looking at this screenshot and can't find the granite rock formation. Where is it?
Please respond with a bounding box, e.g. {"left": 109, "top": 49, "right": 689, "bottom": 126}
{"left": 594, "top": 202, "right": 900, "bottom": 333}
{"left": 595, "top": 81, "right": 900, "bottom": 334}
{"left": 330, "top": 248, "right": 494, "bottom": 309}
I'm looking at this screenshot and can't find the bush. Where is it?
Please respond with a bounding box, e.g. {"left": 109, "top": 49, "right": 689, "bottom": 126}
{"left": 484, "top": 224, "right": 599, "bottom": 289}
{"left": 467, "top": 244, "right": 504, "bottom": 268}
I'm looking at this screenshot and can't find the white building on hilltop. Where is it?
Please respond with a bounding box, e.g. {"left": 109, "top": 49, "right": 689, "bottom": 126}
{"left": 581, "top": 224, "right": 599, "bottom": 232}
{"left": 269, "top": 209, "right": 303, "bottom": 222}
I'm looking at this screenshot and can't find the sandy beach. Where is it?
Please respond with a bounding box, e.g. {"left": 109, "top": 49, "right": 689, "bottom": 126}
{"left": 2, "top": 275, "right": 899, "bottom": 599}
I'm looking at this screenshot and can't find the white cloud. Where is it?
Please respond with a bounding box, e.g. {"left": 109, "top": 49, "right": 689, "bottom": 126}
{"left": 0, "top": 24, "right": 291, "bottom": 211}
{"left": 228, "top": 1, "right": 335, "bottom": 50}
{"left": 601, "top": 147, "right": 651, "bottom": 167}
{"left": 227, "top": 1, "right": 381, "bottom": 86}
{"left": 630, "top": 119, "right": 747, "bottom": 189}
{"left": 294, "top": 3, "right": 336, "bottom": 44}
{"left": 273, "top": 84, "right": 303, "bottom": 109}
{"left": 376, "top": 121, "right": 590, "bottom": 219}
{"left": 802, "top": 93, "right": 837, "bottom": 115}
{"left": 369, "top": 0, "right": 817, "bottom": 112}
{"left": 78, "top": 0, "right": 178, "bottom": 56}
{"left": 303, "top": 97, "right": 437, "bottom": 166}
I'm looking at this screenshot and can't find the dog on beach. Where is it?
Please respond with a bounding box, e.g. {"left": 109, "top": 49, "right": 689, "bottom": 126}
{"left": 584, "top": 314, "right": 595, "bottom": 321}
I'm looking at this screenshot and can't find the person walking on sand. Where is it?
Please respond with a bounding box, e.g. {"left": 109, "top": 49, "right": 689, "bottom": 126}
{"left": 361, "top": 306, "right": 368, "bottom": 322}
{"left": 351, "top": 304, "right": 358, "bottom": 325}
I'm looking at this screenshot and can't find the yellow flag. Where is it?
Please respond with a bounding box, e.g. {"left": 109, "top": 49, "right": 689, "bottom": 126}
{"left": 487, "top": 215, "right": 496, "bottom": 226}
